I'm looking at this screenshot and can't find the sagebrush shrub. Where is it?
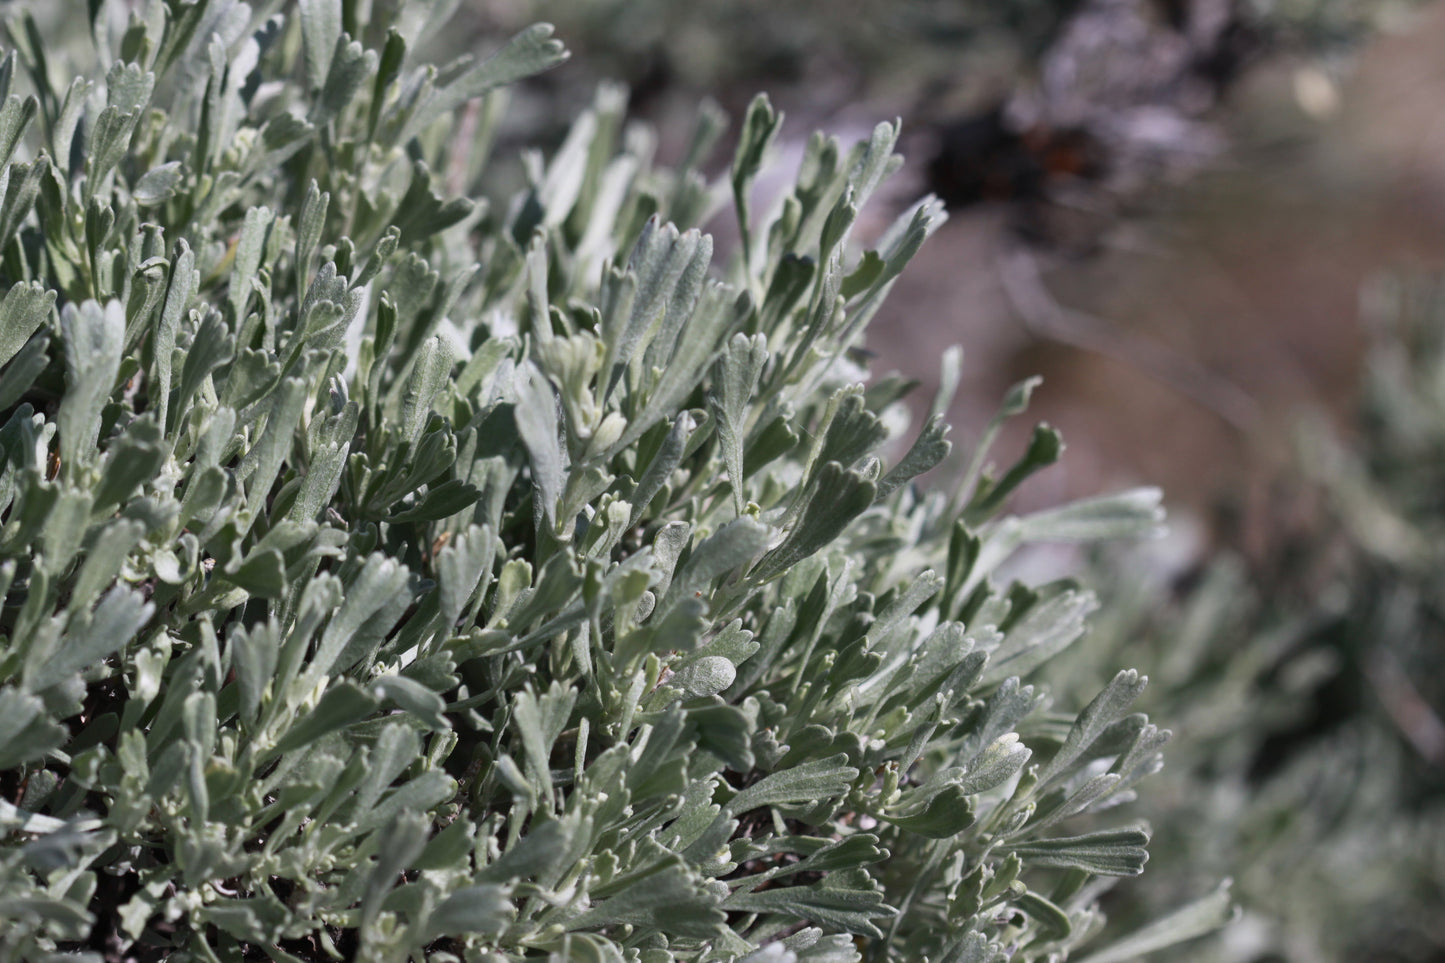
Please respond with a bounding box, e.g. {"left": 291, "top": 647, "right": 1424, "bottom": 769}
{"left": 0, "top": 3, "right": 1230, "bottom": 960}
{"left": 1052, "top": 273, "right": 1445, "bottom": 963}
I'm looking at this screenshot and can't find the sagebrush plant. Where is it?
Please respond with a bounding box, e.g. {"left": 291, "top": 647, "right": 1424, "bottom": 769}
{"left": 0, "top": 2, "right": 1231, "bottom": 960}
{"left": 1042, "top": 274, "right": 1445, "bottom": 962}
{"left": 1061, "top": 557, "right": 1445, "bottom": 963}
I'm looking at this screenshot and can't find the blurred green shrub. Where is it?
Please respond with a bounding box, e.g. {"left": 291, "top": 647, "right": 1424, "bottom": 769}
{"left": 1046, "top": 274, "right": 1445, "bottom": 962}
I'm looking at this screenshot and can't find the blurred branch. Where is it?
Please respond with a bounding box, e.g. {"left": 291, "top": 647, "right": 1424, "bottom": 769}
{"left": 1366, "top": 648, "right": 1445, "bottom": 766}
{"left": 997, "top": 244, "right": 1263, "bottom": 431}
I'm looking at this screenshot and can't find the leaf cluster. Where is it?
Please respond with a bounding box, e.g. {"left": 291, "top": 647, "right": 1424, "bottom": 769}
{"left": 1, "top": 3, "right": 1216, "bottom": 961}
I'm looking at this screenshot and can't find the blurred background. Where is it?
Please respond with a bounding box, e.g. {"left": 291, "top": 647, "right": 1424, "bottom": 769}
{"left": 421, "top": 1, "right": 1445, "bottom": 959}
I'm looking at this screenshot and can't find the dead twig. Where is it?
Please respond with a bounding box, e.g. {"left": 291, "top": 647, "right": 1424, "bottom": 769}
{"left": 1366, "top": 649, "right": 1445, "bottom": 766}
{"left": 997, "top": 244, "right": 1263, "bottom": 432}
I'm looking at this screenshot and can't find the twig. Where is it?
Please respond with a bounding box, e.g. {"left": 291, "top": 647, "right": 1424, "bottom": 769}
{"left": 997, "top": 244, "right": 1263, "bottom": 432}
{"left": 1366, "top": 649, "right": 1445, "bottom": 766}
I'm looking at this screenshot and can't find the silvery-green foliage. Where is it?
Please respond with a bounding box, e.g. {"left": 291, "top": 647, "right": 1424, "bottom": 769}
{"left": 0, "top": 2, "right": 1222, "bottom": 960}
{"left": 1044, "top": 275, "right": 1445, "bottom": 963}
